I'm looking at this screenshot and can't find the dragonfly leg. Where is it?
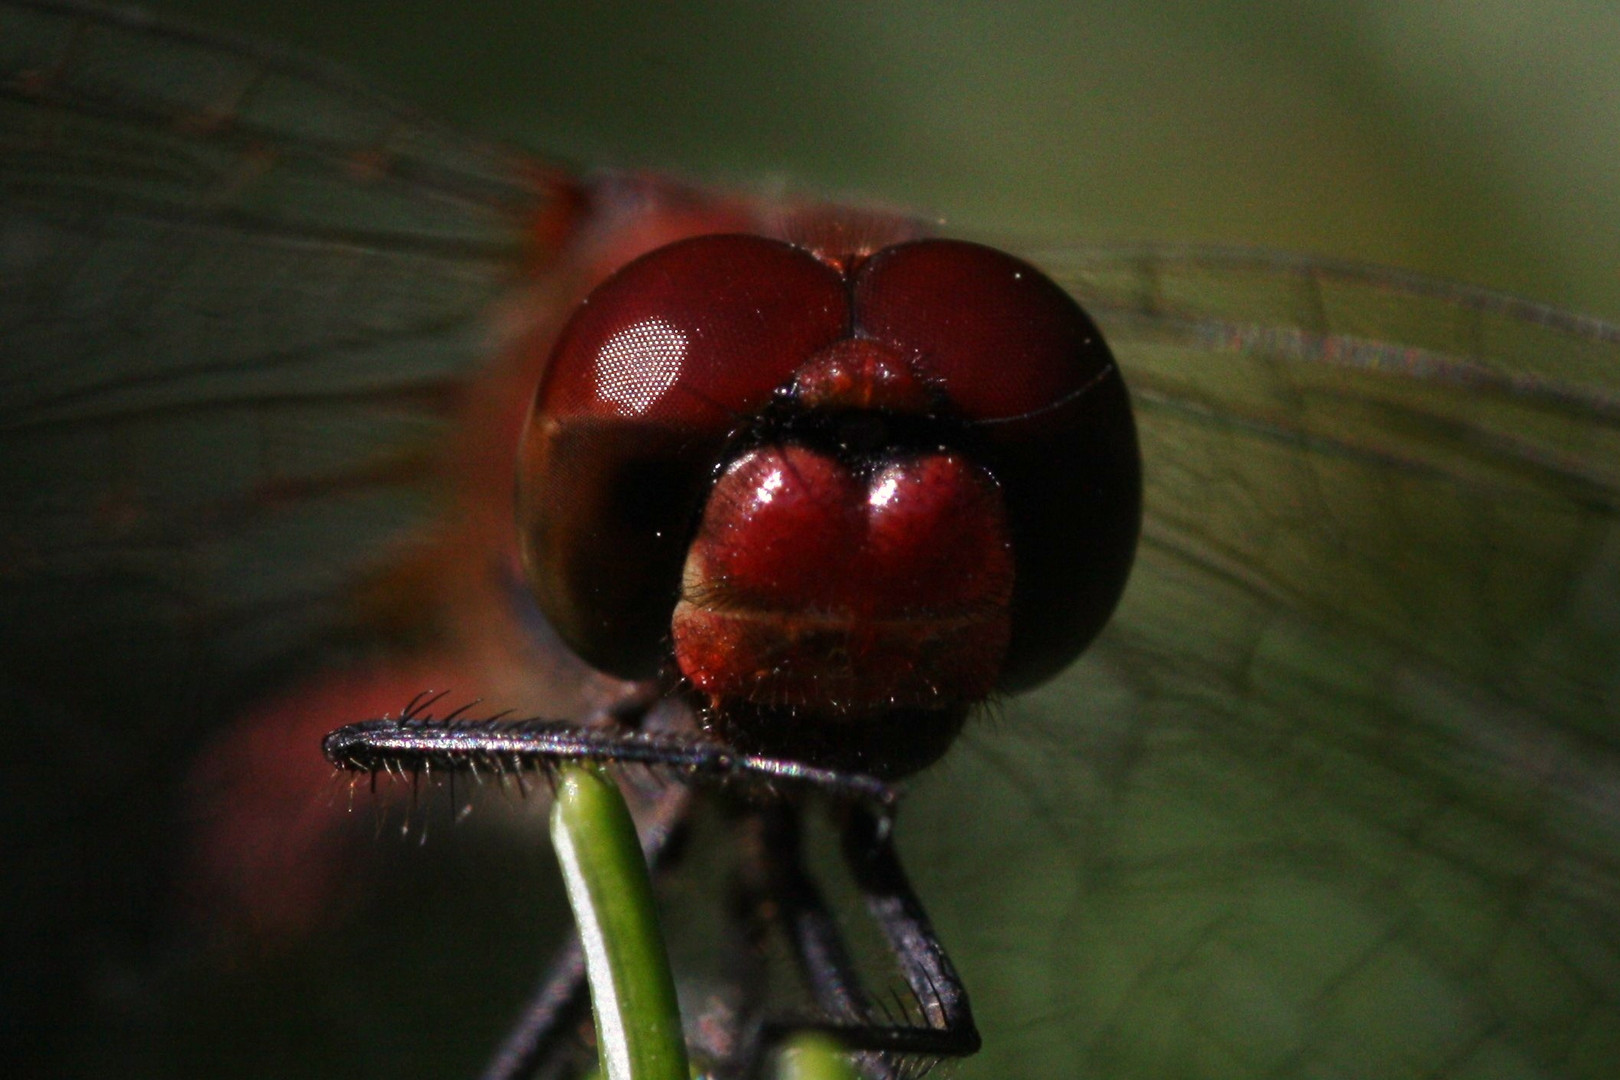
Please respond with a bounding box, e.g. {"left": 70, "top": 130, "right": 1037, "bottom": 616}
{"left": 757, "top": 804, "right": 875, "bottom": 1027}
{"left": 823, "top": 804, "right": 979, "bottom": 1059}
{"left": 721, "top": 801, "right": 979, "bottom": 1078}
{"left": 324, "top": 711, "right": 899, "bottom": 809}
{"left": 322, "top": 698, "right": 921, "bottom": 1075}
{"left": 747, "top": 803, "right": 909, "bottom": 1080}
{"left": 842, "top": 806, "right": 978, "bottom": 1049}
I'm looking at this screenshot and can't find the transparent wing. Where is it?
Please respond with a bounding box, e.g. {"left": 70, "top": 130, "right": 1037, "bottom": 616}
{"left": 0, "top": 0, "right": 562, "bottom": 707}
{"left": 0, "top": 3, "right": 571, "bottom": 1061}
{"left": 908, "top": 243, "right": 1620, "bottom": 1079}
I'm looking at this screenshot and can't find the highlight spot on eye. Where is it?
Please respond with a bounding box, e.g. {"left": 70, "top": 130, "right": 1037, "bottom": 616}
{"left": 594, "top": 317, "right": 686, "bottom": 415}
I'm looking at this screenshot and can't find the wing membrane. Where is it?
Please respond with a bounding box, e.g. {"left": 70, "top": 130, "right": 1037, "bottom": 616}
{"left": 0, "top": 4, "right": 582, "bottom": 1065}
{"left": 910, "top": 242, "right": 1620, "bottom": 1078}
{"left": 1037, "top": 244, "right": 1620, "bottom": 729}
{"left": 1, "top": 0, "right": 562, "bottom": 704}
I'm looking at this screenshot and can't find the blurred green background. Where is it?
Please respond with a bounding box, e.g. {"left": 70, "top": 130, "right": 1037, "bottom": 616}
{"left": 44, "top": 2, "right": 1609, "bottom": 1078}
{"left": 153, "top": 0, "right": 1618, "bottom": 320}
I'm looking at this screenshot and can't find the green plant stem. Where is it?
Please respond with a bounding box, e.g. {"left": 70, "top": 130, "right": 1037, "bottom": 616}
{"left": 550, "top": 763, "right": 689, "bottom": 1080}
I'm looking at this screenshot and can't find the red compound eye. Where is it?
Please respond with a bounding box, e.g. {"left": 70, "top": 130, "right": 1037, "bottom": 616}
{"left": 853, "top": 239, "right": 1114, "bottom": 428}
{"left": 518, "top": 234, "right": 847, "bottom": 679}
{"left": 532, "top": 234, "right": 848, "bottom": 429}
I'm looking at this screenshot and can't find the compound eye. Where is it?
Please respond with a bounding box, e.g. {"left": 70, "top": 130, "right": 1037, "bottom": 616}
{"left": 517, "top": 235, "right": 848, "bottom": 679}
{"left": 535, "top": 234, "right": 849, "bottom": 428}
{"left": 854, "top": 240, "right": 1140, "bottom": 690}
{"left": 853, "top": 239, "right": 1116, "bottom": 429}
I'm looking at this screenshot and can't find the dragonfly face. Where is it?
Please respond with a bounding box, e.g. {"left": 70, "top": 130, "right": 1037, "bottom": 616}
{"left": 519, "top": 232, "right": 1139, "bottom": 776}
{"left": 4, "top": 3, "right": 1619, "bottom": 1079}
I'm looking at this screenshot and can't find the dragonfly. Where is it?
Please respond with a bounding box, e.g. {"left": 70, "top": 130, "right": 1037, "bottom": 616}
{"left": 4, "top": 2, "right": 1618, "bottom": 1078}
